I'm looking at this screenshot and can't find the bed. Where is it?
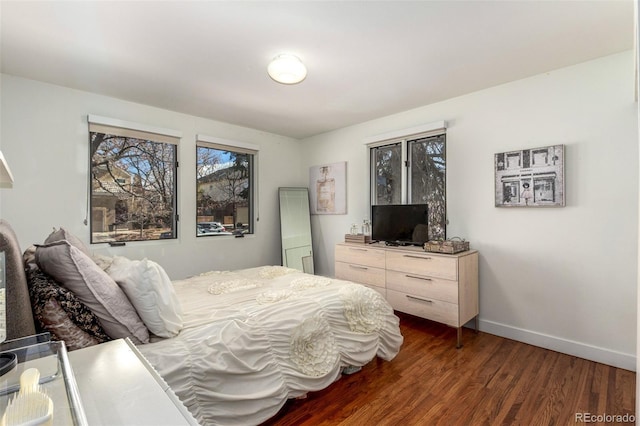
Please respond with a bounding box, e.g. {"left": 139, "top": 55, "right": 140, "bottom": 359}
{"left": 0, "top": 220, "right": 403, "bottom": 426}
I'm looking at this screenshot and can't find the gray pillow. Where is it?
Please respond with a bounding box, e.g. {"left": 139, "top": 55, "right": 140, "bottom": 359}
{"left": 35, "top": 240, "right": 149, "bottom": 344}
{"left": 44, "top": 227, "right": 91, "bottom": 257}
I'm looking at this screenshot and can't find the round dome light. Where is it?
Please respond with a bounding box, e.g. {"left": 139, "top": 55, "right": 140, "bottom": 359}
{"left": 267, "top": 54, "right": 307, "bottom": 85}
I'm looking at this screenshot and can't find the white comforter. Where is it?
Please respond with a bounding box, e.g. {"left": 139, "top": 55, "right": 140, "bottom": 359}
{"left": 137, "top": 266, "right": 403, "bottom": 426}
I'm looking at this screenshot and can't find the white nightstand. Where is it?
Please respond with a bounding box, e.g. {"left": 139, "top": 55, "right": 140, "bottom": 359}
{"left": 68, "top": 339, "right": 197, "bottom": 426}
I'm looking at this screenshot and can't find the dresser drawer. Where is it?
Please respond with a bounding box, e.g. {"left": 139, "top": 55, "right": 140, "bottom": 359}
{"left": 386, "top": 251, "right": 458, "bottom": 280}
{"left": 335, "top": 244, "right": 385, "bottom": 268}
{"left": 386, "top": 270, "right": 457, "bottom": 304}
{"left": 387, "top": 289, "right": 459, "bottom": 327}
{"left": 335, "top": 261, "right": 386, "bottom": 288}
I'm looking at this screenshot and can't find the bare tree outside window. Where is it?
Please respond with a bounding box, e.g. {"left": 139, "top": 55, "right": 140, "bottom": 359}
{"left": 196, "top": 146, "right": 253, "bottom": 236}
{"left": 90, "top": 132, "right": 177, "bottom": 243}
{"left": 409, "top": 135, "right": 446, "bottom": 240}
{"left": 372, "top": 143, "right": 402, "bottom": 205}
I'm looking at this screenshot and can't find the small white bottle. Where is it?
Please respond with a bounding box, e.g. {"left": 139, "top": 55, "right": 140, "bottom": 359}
{"left": 362, "top": 219, "right": 371, "bottom": 236}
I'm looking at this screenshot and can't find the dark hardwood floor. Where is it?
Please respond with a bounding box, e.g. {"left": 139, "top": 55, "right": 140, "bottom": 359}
{"left": 263, "top": 312, "right": 636, "bottom": 425}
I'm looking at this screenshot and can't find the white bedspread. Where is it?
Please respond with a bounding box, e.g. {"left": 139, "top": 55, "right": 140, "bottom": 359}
{"left": 137, "top": 266, "right": 403, "bottom": 426}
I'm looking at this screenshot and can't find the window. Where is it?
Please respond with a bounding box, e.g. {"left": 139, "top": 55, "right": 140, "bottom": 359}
{"left": 408, "top": 134, "right": 446, "bottom": 239}
{"left": 196, "top": 135, "right": 257, "bottom": 237}
{"left": 88, "top": 116, "right": 180, "bottom": 243}
{"left": 372, "top": 143, "right": 402, "bottom": 205}
{"left": 369, "top": 123, "right": 446, "bottom": 241}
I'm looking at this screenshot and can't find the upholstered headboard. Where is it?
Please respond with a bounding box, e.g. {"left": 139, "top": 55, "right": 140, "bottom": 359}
{"left": 0, "top": 219, "right": 36, "bottom": 339}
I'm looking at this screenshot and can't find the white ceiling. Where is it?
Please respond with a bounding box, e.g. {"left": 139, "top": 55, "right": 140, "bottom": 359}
{"left": 0, "top": 1, "right": 634, "bottom": 139}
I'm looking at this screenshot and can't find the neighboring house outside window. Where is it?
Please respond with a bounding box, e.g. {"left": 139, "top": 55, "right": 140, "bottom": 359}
{"left": 88, "top": 115, "right": 180, "bottom": 243}
{"left": 196, "top": 135, "right": 258, "bottom": 237}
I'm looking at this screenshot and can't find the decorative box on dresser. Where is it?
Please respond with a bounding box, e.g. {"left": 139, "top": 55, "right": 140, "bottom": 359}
{"left": 335, "top": 242, "right": 479, "bottom": 348}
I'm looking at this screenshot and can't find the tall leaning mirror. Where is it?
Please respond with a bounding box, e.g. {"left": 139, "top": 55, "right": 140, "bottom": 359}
{"left": 278, "top": 187, "right": 314, "bottom": 274}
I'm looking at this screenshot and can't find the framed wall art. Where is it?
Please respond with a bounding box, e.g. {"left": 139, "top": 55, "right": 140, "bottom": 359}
{"left": 495, "top": 144, "right": 565, "bottom": 207}
{"left": 309, "top": 161, "right": 347, "bottom": 215}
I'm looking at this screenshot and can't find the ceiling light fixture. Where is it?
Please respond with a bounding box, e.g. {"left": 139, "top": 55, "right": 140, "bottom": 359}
{"left": 267, "top": 54, "right": 307, "bottom": 85}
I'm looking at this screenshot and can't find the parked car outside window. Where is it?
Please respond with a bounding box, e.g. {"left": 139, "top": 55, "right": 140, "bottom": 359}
{"left": 197, "top": 222, "right": 232, "bottom": 236}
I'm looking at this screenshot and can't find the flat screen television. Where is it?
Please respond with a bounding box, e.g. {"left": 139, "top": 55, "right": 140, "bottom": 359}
{"left": 371, "top": 204, "right": 429, "bottom": 246}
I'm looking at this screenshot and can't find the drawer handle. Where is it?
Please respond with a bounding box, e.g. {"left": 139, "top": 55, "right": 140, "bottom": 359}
{"left": 405, "top": 274, "right": 432, "bottom": 281}
{"left": 406, "top": 295, "right": 433, "bottom": 304}
{"left": 348, "top": 247, "right": 368, "bottom": 252}
{"left": 349, "top": 265, "right": 369, "bottom": 270}
{"left": 403, "top": 254, "right": 431, "bottom": 260}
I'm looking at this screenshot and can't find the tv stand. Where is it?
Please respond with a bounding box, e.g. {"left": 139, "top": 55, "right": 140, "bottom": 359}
{"left": 335, "top": 242, "right": 479, "bottom": 348}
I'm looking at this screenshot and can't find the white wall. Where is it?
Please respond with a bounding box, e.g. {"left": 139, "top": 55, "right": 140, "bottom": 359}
{"left": 0, "top": 75, "right": 304, "bottom": 279}
{"left": 301, "top": 51, "right": 639, "bottom": 370}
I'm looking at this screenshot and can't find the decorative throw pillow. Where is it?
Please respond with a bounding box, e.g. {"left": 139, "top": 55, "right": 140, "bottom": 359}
{"left": 107, "top": 256, "right": 183, "bottom": 338}
{"left": 44, "top": 227, "right": 91, "bottom": 257}
{"left": 23, "top": 245, "right": 38, "bottom": 271}
{"left": 35, "top": 240, "right": 150, "bottom": 344}
{"left": 26, "top": 267, "right": 110, "bottom": 350}
{"left": 40, "top": 300, "right": 102, "bottom": 350}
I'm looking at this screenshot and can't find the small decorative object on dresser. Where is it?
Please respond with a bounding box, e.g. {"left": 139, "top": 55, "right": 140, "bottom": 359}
{"left": 344, "top": 234, "right": 372, "bottom": 244}
{"left": 424, "top": 237, "right": 470, "bottom": 254}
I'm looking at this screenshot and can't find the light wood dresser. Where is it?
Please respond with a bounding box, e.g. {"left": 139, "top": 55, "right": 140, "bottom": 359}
{"left": 335, "top": 242, "right": 479, "bottom": 348}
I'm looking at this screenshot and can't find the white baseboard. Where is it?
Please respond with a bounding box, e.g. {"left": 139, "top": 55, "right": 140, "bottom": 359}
{"left": 477, "top": 319, "right": 636, "bottom": 371}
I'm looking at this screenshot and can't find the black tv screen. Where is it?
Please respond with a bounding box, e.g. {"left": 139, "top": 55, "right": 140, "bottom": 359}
{"left": 371, "top": 204, "right": 429, "bottom": 246}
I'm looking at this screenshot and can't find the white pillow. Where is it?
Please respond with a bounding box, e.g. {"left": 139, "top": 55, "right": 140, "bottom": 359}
{"left": 107, "top": 256, "right": 183, "bottom": 338}
{"left": 92, "top": 254, "right": 114, "bottom": 271}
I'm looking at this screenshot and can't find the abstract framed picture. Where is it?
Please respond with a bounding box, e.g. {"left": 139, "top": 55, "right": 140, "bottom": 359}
{"left": 495, "top": 144, "right": 565, "bottom": 207}
{"left": 309, "top": 161, "right": 347, "bottom": 215}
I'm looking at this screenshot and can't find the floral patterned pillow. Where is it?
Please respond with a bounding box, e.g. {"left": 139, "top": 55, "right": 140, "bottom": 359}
{"left": 26, "top": 267, "right": 111, "bottom": 350}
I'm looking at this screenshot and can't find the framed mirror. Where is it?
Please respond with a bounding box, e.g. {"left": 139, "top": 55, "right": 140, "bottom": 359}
{"left": 278, "top": 187, "right": 314, "bottom": 274}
